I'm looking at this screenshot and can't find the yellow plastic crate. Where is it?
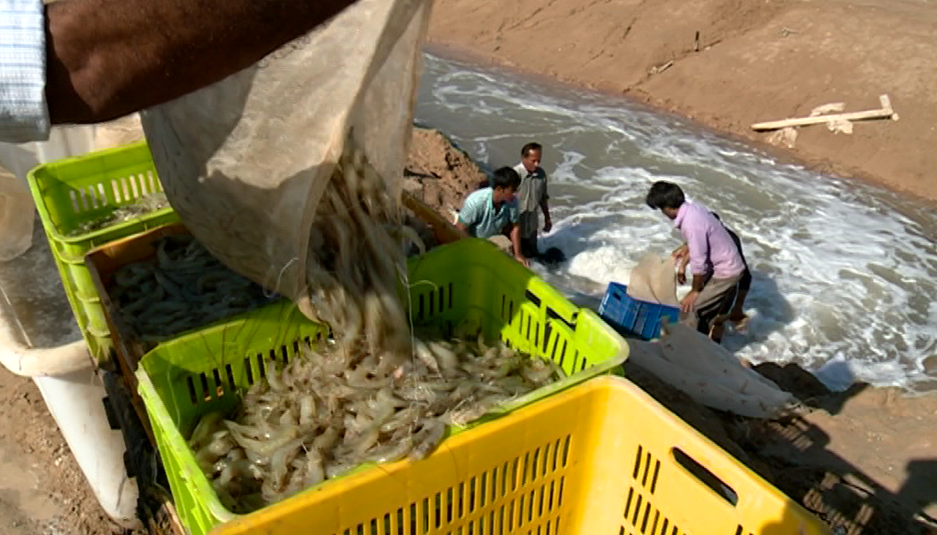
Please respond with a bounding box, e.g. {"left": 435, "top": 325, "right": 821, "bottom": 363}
{"left": 212, "top": 376, "right": 830, "bottom": 535}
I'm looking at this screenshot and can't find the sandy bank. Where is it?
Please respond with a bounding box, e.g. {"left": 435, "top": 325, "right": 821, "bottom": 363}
{"left": 427, "top": 0, "right": 937, "bottom": 205}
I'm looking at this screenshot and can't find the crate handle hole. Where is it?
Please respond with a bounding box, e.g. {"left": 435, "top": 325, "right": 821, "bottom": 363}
{"left": 672, "top": 447, "right": 738, "bottom": 506}
{"left": 524, "top": 289, "right": 542, "bottom": 307}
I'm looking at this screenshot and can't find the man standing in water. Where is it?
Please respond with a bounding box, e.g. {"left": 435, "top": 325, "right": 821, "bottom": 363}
{"left": 457, "top": 167, "right": 529, "bottom": 267}
{"left": 514, "top": 143, "right": 552, "bottom": 260}
{"left": 674, "top": 212, "right": 753, "bottom": 339}
{"left": 712, "top": 213, "right": 752, "bottom": 331}
{"left": 646, "top": 181, "right": 745, "bottom": 342}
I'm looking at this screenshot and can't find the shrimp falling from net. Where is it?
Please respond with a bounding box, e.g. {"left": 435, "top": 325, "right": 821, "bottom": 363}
{"left": 302, "top": 143, "right": 414, "bottom": 371}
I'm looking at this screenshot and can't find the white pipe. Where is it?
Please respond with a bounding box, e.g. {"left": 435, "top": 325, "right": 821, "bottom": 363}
{"left": 0, "top": 336, "right": 91, "bottom": 377}
{"left": 33, "top": 371, "right": 141, "bottom": 527}
{"left": 0, "top": 289, "right": 140, "bottom": 526}
{"left": 0, "top": 284, "right": 93, "bottom": 377}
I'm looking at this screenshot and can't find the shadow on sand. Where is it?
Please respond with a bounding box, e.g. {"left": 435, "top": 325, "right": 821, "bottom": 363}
{"left": 623, "top": 361, "right": 937, "bottom": 535}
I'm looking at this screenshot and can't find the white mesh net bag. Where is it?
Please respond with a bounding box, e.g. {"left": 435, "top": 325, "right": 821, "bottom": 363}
{"left": 140, "top": 0, "right": 433, "bottom": 364}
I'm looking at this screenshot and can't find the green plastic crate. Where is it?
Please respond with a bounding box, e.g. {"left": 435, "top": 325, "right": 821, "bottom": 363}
{"left": 136, "top": 238, "right": 630, "bottom": 535}
{"left": 26, "top": 141, "right": 180, "bottom": 361}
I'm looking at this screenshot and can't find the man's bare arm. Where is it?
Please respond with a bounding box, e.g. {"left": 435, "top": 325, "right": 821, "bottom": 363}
{"left": 45, "top": 0, "right": 358, "bottom": 125}
{"left": 509, "top": 223, "right": 529, "bottom": 267}
{"left": 539, "top": 198, "right": 551, "bottom": 231}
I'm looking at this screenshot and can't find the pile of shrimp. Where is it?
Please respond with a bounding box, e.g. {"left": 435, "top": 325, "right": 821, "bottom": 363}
{"left": 188, "top": 330, "right": 565, "bottom": 514}
{"left": 68, "top": 192, "right": 171, "bottom": 236}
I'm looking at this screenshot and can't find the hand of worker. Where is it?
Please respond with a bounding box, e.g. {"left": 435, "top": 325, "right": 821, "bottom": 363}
{"left": 680, "top": 290, "right": 699, "bottom": 314}
{"left": 543, "top": 216, "right": 552, "bottom": 233}
{"left": 671, "top": 244, "right": 689, "bottom": 261}
{"left": 515, "top": 254, "right": 530, "bottom": 268}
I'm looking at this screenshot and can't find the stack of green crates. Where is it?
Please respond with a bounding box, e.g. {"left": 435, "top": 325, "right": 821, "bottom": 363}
{"left": 136, "top": 238, "right": 630, "bottom": 534}
{"left": 26, "top": 142, "right": 179, "bottom": 362}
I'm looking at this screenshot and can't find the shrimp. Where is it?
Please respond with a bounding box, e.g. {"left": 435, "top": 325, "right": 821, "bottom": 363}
{"left": 192, "top": 305, "right": 570, "bottom": 514}
{"left": 409, "top": 423, "right": 447, "bottom": 461}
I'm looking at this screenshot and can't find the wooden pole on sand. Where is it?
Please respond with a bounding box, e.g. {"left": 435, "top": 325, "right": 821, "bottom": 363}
{"left": 751, "top": 94, "right": 898, "bottom": 131}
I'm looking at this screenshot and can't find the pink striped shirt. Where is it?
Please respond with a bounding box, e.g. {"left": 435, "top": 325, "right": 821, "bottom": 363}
{"left": 674, "top": 202, "right": 745, "bottom": 279}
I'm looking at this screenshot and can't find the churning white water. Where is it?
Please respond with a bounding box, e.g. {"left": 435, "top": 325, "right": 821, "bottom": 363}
{"left": 415, "top": 52, "right": 937, "bottom": 392}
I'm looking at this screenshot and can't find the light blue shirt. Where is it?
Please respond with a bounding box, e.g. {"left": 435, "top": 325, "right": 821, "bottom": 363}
{"left": 458, "top": 187, "right": 519, "bottom": 239}
{"left": 0, "top": 0, "right": 50, "bottom": 143}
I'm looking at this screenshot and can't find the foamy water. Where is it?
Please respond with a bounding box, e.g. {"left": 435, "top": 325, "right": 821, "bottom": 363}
{"left": 415, "top": 52, "right": 937, "bottom": 392}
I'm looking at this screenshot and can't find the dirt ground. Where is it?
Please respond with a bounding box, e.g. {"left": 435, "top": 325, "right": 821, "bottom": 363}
{"left": 404, "top": 127, "right": 487, "bottom": 216}
{"left": 0, "top": 370, "right": 131, "bottom": 535}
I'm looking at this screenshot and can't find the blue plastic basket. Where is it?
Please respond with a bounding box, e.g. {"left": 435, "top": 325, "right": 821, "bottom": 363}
{"left": 598, "top": 282, "right": 680, "bottom": 340}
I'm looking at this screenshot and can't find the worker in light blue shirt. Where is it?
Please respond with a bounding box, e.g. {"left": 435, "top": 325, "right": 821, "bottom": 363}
{"left": 0, "top": 0, "right": 362, "bottom": 143}
{"left": 456, "top": 166, "right": 528, "bottom": 267}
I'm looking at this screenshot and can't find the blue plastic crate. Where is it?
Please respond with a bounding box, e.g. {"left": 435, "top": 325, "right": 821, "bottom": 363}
{"left": 598, "top": 282, "right": 680, "bottom": 340}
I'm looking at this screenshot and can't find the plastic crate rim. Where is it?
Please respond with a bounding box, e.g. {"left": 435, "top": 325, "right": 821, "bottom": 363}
{"left": 26, "top": 140, "right": 169, "bottom": 243}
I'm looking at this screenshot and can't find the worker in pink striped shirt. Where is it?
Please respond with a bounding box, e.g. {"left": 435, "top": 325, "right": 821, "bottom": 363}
{"left": 646, "top": 181, "right": 745, "bottom": 342}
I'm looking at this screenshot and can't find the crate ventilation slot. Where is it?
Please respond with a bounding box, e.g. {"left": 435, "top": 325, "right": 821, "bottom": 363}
{"left": 336, "top": 435, "right": 572, "bottom": 535}
{"left": 69, "top": 183, "right": 109, "bottom": 212}
{"left": 621, "top": 485, "right": 684, "bottom": 535}
{"left": 185, "top": 334, "right": 321, "bottom": 405}
{"left": 416, "top": 281, "right": 454, "bottom": 321}
{"left": 632, "top": 444, "right": 661, "bottom": 494}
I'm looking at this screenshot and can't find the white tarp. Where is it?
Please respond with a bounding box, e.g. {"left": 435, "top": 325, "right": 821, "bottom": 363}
{"left": 625, "top": 252, "right": 799, "bottom": 419}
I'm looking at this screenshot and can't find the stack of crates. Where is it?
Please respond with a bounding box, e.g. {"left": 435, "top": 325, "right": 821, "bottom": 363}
{"left": 26, "top": 142, "right": 179, "bottom": 362}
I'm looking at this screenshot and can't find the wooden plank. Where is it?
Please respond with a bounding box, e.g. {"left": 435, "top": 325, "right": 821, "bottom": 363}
{"left": 752, "top": 94, "right": 896, "bottom": 131}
